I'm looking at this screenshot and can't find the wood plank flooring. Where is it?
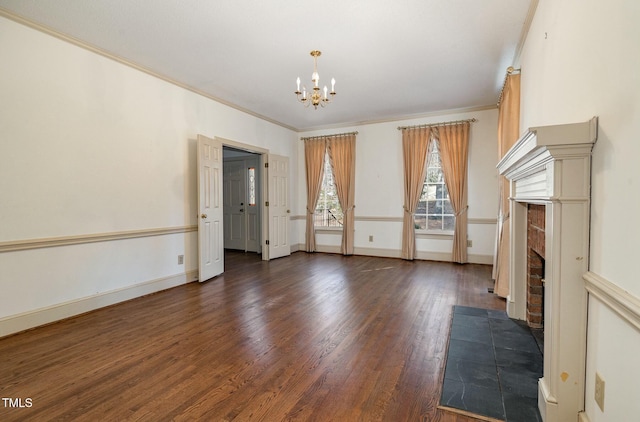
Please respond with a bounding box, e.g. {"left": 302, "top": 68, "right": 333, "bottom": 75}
{"left": 0, "top": 251, "right": 505, "bottom": 421}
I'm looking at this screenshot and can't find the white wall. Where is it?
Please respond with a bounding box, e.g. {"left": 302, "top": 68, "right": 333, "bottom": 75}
{"left": 0, "top": 16, "right": 298, "bottom": 335}
{"left": 296, "top": 107, "right": 499, "bottom": 263}
{"left": 518, "top": 1, "right": 640, "bottom": 420}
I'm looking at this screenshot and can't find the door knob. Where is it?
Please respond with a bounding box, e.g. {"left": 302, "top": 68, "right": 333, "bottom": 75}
{"left": 201, "top": 214, "right": 207, "bottom": 219}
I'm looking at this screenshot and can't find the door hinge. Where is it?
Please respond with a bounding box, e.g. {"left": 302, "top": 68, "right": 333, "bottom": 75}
{"left": 266, "top": 240, "right": 270, "bottom": 245}
{"left": 265, "top": 201, "right": 269, "bottom": 206}
{"left": 264, "top": 162, "right": 269, "bottom": 168}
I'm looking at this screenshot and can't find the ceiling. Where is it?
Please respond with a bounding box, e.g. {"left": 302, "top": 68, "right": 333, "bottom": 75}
{"left": 0, "top": 0, "right": 534, "bottom": 131}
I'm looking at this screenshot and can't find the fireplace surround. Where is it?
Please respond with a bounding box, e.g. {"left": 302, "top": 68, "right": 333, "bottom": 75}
{"left": 497, "top": 117, "right": 597, "bottom": 422}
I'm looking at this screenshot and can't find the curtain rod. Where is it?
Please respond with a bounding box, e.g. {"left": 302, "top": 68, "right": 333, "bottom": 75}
{"left": 397, "top": 118, "right": 476, "bottom": 131}
{"left": 497, "top": 66, "right": 521, "bottom": 107}
{"left": 300, "top": 131, "right": 359, "bottom": 141}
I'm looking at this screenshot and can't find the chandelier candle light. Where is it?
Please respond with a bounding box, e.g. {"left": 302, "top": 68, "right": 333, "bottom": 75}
{"left": 295, "top": 50, "right": 336, "bottom": 109}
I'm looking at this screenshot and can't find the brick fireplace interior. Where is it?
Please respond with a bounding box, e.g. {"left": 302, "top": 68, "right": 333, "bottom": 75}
{"left": 527, "top": 204, "right": 545, "bottom": 336}
{"left": 526, "top": 204, "right": 546, "bottom": 351}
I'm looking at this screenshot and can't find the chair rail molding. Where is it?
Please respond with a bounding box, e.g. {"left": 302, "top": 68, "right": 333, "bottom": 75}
{"left": 583, "top": 271, "right": 640, "bottom": 332}
{"left": 0, "top": 225, "right": 198, "bottom": 253}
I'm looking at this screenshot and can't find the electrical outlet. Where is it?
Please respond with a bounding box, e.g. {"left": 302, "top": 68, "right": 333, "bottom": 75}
{"left": 369, "top": 235, "right": 374, "bottom": 242}
{"left": 178, "top": 255, "right": 184, "bottom": 265}
{"left": 467, "top": 239, "right": 473, "bottom": 247}
{"left": 595, "top": 372, "right": 605, "bottom": 412}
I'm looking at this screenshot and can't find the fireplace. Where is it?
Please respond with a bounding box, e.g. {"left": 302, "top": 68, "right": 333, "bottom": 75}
{"left": 497, "top": 117, "right": 597, "bottom": 422}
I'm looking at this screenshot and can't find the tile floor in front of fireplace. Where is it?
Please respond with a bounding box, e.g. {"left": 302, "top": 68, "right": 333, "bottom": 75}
{"left": 440, "top": 306, "right": 543, "bottom": 422}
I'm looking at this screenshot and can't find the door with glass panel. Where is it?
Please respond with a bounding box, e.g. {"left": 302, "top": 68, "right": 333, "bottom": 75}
{"left": 223, "top": 159, "right": 245, "bottom": 251}
{"left": 244, "top": 157, "right": 260, "bottom": 253}
{"left": 223, "top": 156, "right": 261, "bottom": 252}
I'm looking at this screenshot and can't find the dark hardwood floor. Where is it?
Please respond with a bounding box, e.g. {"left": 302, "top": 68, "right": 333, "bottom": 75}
{"left": 0, "top": 251, "right": 505, "bottom": 421}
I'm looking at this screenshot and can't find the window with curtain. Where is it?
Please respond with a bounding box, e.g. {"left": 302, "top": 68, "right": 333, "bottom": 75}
{"left": 415, "top": 140, "right": 454, "bottom": 232}
{"left": 315, "top": 152, "right": 343, "bottom": 227}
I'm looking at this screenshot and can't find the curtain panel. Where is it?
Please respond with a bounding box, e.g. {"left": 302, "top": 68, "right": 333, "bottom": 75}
{"left": 401, "top": 127, "right": 431, "bottom": 260}
{"left": 493, "top": 73, "right": 521, "bottom": 297}
{"left": 327, "top": 134, "right": 356, "bottom": 255}
{"left": 436, "top": 122, "right": 470, "bottom": 264}
{"left": 304, "top": 139, "right": 326, "bottom": 252}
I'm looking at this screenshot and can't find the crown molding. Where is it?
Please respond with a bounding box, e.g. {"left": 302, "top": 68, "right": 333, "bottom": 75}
{"left": 0, "top": 8, "right": 299, "bottom": 132}
{"left": 0, "top": 8, "right": 501, "bottom": 134}
{"left": 297, "top": 104, "right": 497, "bottom": 133}
{"left": 511, "top": 0, "right": 540, "bottom": 67}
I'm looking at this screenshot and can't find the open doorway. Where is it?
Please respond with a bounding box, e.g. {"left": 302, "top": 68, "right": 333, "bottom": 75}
{"left": 197, "top": 134, "right": 291, "bottom": 282}
{"left": 223, "top": 147, "right": 262, "bottom": 254}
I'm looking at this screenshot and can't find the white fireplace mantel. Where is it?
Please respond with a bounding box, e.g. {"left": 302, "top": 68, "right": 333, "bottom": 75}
{"left": 497, "top": 117, "right": 597, "bottom": 422}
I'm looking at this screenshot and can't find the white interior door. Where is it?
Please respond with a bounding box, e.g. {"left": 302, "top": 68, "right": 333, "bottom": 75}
{"left": 267, "top": 154, "right": 290, "bottom": 260}
{"left": 223, "top": 160, "right": 246, "bottom": 251}
{"left": 197, "top": 135, "right": 224, "bottom": 282}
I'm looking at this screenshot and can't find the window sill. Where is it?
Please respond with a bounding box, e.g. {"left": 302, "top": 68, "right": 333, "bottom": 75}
{"left": 314, "top": 227, "right": 343, "bottom": 233}
{"left": 415, "top": 231, "right": 454, "bottom": 239}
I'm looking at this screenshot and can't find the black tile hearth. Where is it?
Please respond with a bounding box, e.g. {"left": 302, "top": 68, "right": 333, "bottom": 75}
{"left": 441, "top": 378, "right": 506, "bottom": 421}
{"left": 447, "top": 339, "right": 496, "bottom": 365}
{"left": 439, "top": 306, "right": 543, "bottom": 422}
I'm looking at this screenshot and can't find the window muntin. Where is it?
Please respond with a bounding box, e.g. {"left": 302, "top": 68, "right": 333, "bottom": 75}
{"left": 315, "top": 153, "right": 343, "bottom": 227}
{"left": 415, "top": 141, "right": 454, "bottom": 231}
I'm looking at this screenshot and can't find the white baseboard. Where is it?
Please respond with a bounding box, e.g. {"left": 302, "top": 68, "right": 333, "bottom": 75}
{"left": 313, "top": 245, "right": 402, "bottom": 258}
{"left": 578, "top": 412, "right": 591, "bottom": 422}
{"left": 468, "top": 254, "right": 494, "bottom": 265}
{"left": 417, "top": 251, "right": 493, "bottom": 265}
{"left": 308, "top": 244, "right": 493, "bottom": 265}
{"left": 314, "top": 244, "right": 342, "bottom": 254}
{"left": 354, "top": 246, "right": 402, "bottom": 258}
{"left": 416, "top": 250, "right": 452, "bottom": 262}
{"left": 538, "top": 378, "right": 558, "bottom": 422}
{"left": 0, "top": 270, "right": 198, "bottom": 338}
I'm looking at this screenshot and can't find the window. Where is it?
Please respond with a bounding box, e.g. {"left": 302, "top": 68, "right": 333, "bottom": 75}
{"left": 315, "top": 152, "right": 343, "bottom": 227}
{"left": 247, "top": 167, "right": 256, "bottom": 206}
{"left": 415, "top": 141, "right": 454, "bottom": 231}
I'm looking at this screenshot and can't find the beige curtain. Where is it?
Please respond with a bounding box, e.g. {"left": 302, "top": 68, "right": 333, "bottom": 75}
{"left": 304, "top": 139, "right": 326, "bottom": 252}
{"left": 327, "top": 134, "right": 356, "bottom": 255}
{"left": 436, "top": 123, "right": 470, "bottom": 264}
{"left": 401, "top": 127, "right": 431, "bottom": 260}
{"left": 493, "top": 73, "right": 521, "bottom": 297}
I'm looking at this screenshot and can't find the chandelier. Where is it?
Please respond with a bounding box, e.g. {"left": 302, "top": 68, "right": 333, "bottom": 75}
{"left": 294, "top": 50, "right": 336, "bottom": 109}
